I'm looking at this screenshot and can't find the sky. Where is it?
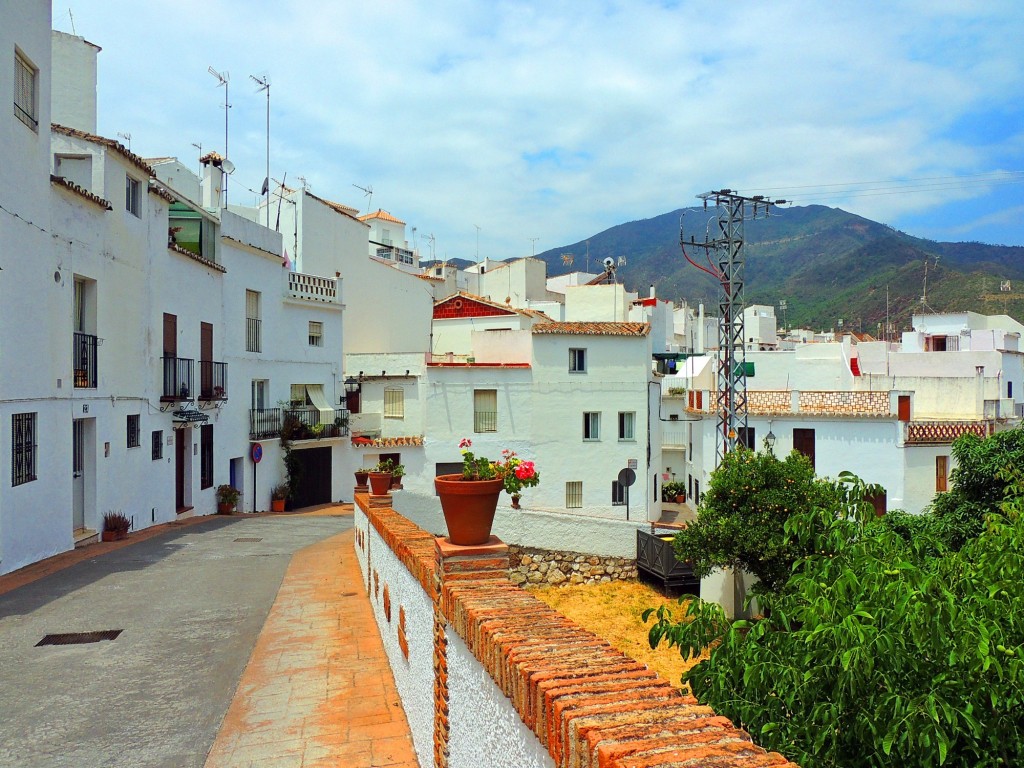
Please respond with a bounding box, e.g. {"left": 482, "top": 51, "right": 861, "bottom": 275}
{"left": 53, "top": 1, "right": 1024, "bottom": 261}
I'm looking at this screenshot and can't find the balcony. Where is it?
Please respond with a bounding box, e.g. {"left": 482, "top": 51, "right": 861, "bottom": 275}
{"left": 198, "top": 361, "right": 228, "bottom": 401}
{"left": 904, "top": 420, "right": 994, "bottom": 445}
{"left": 287, "top": 272, "right": 340, "bottom": 305}
{"left": 375, "top": 246, "right": 415, "bottom": 265}
{"left": 662, "top": 423, "right": 687, "bottom": 451}
{"left": 248, "top": 407, "right": 350, "bottom": 440}
{"left": 73, "top": 332, "right": 98, "bottom": 388}
{"left": 245, "top": 317, "right": 262, "bottom": 353}
{"left": 162, "top": 357, "right": 194, "bottom": 402}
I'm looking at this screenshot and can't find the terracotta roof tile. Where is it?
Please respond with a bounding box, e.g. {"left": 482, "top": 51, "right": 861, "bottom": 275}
{"left": 304, "top": 191, "right": 365, "bottom": 223}
{"left": 358, "top": 208, "right": 405, "bottom": 224}
{"left": 198, "top": 151, "right": 224, "bottom": 165}
{"left": 50, "top": 175, "right": 112, "bottom": 210}
{"left": 52, "top": 124, "right": 156, "bottom": 177}
{"left": 532, "top": 322, "right": 650, "bottom": 337}
{"left": 437, "top": 291, "right": 553, "bottom": 321}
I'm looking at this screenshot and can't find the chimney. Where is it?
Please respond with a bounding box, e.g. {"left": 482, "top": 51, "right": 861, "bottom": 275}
{"left": 649, "top": 284, "right": 655, "bottom": 299}
{"left": 199, "top": 152, "right": 225, "bottom": 209}
{"left": 51, "top": 31, "right": 101, "bottom": 133}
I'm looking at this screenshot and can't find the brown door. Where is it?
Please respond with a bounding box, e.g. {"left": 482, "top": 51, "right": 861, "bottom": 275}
{"left": 898, "top": 395, "right": 911, "bottom": 422}
{"left": 175, "top": 428, "right": 186, "bottom": 511}
{"left": 163, "top": 313, "right": 177, "bottom": 357}
{"left": 793, "top": 428, "right": 816, "bottom": 470}
{"left": 200, "top": 322, "right": 213, "bottom": 397}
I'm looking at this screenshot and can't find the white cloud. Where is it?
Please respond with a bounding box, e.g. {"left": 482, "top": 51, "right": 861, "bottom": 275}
{"left": 56, "top": 0, "right": 1024, "bottom": 256}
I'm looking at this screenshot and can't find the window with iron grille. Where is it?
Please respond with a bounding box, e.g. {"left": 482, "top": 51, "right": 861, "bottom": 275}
{"left": 612, "top": 480, "right": 626, "bottom": 506}
{"left": 618, "top": 411, "right": 635, "bottom": 441}
{"left": 12, "top": 412, "right": 37, "bottom": 486}
{"left": 125, "top": 174, "right": 140, "bottom": 217}
{"left": 14, "top": 50, "right": 37, "bottom": 129}
{"left": 569, "top": 348, "right": 587, "bottom": 373}
{"left": 566, "top": 481, "right": 583, "bottom": 509}
{"left": 384, "top": 388, "right": 404, "bottom": 419}
{"left": 308, "top": 321, "right": 323, "bottom": 347}
{"left": 245, "top": 290, "right": 262, "bottom": 353}
{"left": 152, "top": 430, "right": 163, "bottom": 460}
{"left": 583, "top": 412, "right": 600, "bottom": 441}
{"left": 473, "top": 389, "right": 497, "bottom": 433}
{"left": 127, "top": 415, "right": 141, "bottom": 448}
{"left": 200, "top": 424, "right": 213, "bottom": 489}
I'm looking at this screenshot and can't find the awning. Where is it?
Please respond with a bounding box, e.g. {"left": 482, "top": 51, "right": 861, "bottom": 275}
{"left": 305, "top": 384, "right": 334, "bottom": 424}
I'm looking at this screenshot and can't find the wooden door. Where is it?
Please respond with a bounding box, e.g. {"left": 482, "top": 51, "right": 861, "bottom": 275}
{"left": 175, "top": 428, "right": 186, "bottom": 511}
{"left": 898, "top": 395, "right": 911, "bottom": 422}
{"left": 793, "top": 428, "right": 816, "bottom": 470}
{"left": 163, "top": 313, "right": 177, "bottom": 357}
{"left": 200, "top": 322, "right": 213, "bottom": 397}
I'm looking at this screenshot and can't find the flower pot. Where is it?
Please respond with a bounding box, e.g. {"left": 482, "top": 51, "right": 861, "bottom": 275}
{"left": 511, "top": 495, "right": 521, "bottom": 509}
{"left": 354, "top": 470, "right": 369, "bottom": 487}
{"left": 271, "top": 498, "right": 286, "bottom": 512}
{"left": 217, "top": 502, "right": 234, "bottom": 515}
{"left": 101, "top": 529, "right": 128, "bottom": 542}
{"left": 391, "top": 475, "right": 403, "bottom": 489}
{"left": 368, "top": 471, "right": 393, "bottom": 496}
{"left": 435, "top": 474, "right": 504, "bottom": 545}
{"left": 675, "top": 494, "right": 686, "bottom": 504}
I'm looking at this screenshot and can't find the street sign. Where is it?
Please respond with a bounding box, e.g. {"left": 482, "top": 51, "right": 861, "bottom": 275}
{"left": 627, "top": 458, "right": 638, "bottom": 470}
{"left": 617, "top": 468, "right": 637, "bottom": 487}
{"left": 251, "top": 443, "right": 263, "bottom": 463}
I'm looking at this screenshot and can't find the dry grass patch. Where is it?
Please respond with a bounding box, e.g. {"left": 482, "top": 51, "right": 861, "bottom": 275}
{"left": 529, "top": 579, "right": 704, "bottom": 689}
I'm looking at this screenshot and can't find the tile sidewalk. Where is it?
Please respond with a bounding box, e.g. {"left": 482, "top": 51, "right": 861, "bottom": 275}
{"left": 204, "top": 511, "right": 419, "bottom": 767}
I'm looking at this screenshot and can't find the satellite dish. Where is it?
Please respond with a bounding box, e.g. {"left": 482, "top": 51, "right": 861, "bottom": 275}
{"left": 221, "top": 159, "right": 236, "bottom": 174}
{"left": 603, "top": 256, "right": 615, "bottom": 270}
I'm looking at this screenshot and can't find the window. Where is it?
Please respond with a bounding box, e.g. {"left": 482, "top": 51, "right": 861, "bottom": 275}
{"left": 127, "top": 415, "right": 141, "bottom": 448}
{"left": 738, "top": 426, "right": 755, "bottom": 451}
{"left": 12, "top": 412, "right": 37, "bottom": 486}
{"left": 125, "top": 174, "right": 141, "bottom": 217}
{"left": 793, "top": 428, "right": 815, "bottom": 470}
{"left": 936, "top": 455, "right": 949, "bottom": 493}
{"left": 583, "top": 412, "right": 601, "bottom": 441}
{"left": 251, "top": 379, "right": 268, "bottom": 409}
{"left": 14, "top": 50, "right": 37, "bottom": 129}
{"left": 612, "top": 481, "right": 626, "bottom": 506}
{"left": 474, "top": 389, "right": 497, "bottom": 433}
{"left": 618, "top": 412, "right": 635, "bottom": 441}
{"left": 152, "top": 430, "right": 163, "bottom": 461}
{"left": 384, "top": 388, "right": 405, "bottom": 419}
{"left": 308, "top": 321, "right": 323, "bottom": 347}
{"left": 566, "top": 481, "right": 583, "bottom": 509}
{"left": 200, "top": 424, "right": 213, "bottom": 489}
{"left": 569, "top": 348, "right": 587, "bottom": 373}
{"left": 245, "top": 290, "right": 261, "bottom": 352}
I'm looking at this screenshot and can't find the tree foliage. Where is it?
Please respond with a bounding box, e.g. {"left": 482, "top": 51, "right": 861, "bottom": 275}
{"left": 672, "top": 447, "right": 843, "bottom": 594}
{"left": 646, "top": 462, "right": 1024, "bottom": 768}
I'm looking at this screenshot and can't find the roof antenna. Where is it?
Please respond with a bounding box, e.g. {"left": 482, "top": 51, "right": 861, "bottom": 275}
{"left": 68, "top": 8, "right": 77, "bottom": 35}
{"left": 352, "top": 183, "right": 373, "bottom": 215}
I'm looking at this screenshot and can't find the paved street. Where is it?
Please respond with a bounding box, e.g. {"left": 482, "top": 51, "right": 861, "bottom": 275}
{"left": 0, "top": 513, "right": 352, "bottom": 768}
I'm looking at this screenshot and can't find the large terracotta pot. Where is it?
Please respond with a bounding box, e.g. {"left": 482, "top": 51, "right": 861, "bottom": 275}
{"left": 368, "top": 471, "right": 393, "bottom": 496}
{"left": 435, "top": 474, "right": 504, "bottom": 545}
{"left": 354, "top": 470, "right": 369, "bottom": 487}
{"left": 271, "top": 498, "right": 286, "bottom": 512}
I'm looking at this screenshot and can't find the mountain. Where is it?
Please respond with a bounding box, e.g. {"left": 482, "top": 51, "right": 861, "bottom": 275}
{"left": 536, "top": 205, "right": 1024, "bottom": 332}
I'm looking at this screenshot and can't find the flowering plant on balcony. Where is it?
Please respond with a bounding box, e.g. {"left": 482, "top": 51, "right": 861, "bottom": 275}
{"left": 459, "top": 438, "right": 540, "bottom": 496}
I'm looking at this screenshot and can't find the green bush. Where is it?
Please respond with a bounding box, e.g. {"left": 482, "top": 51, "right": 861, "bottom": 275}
{"left": 646, "top": 472, "right": 1024, "bottom": 768}
{"left": 672, "top": 447, "right": 843, "bottom": 595}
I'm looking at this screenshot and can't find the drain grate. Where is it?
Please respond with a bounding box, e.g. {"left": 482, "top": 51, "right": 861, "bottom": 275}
{"left": 36, "top": 630, "right": 123, "bottom": 647}
{"left": 234, "top": 537, "right": 263, "bottom": 543}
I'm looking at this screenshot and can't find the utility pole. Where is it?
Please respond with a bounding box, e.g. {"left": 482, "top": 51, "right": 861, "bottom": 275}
{"left": 680, "top": 189, "right": 788, "bottom": 465}
{"left": 250, "top": 74, "right": 270, "bottom": 228}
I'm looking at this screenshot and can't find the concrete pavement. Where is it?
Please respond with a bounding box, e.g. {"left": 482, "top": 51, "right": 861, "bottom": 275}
{"left": 0, "top": 509, "right": 416, "bottom": 768}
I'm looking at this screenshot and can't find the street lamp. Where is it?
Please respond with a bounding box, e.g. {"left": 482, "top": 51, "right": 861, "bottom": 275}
{"left": 344, "top": 376, "right": 361, "bottom": 395}
{"left": 765, "top": 430, "right": 776, "bottom": 454}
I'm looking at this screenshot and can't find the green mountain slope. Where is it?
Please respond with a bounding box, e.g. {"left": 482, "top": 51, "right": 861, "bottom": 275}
{"left": 536, "top": 205, "right": 1024, "bottom": 331}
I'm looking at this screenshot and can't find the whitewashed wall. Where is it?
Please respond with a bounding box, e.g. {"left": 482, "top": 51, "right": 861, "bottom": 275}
{"left": 49, "top": 30, "right": 97, "bottom": 133}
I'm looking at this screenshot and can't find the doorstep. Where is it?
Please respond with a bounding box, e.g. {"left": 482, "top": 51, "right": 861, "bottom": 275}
{"left": 73, "top": 528, "right": 98, "bottom": 548}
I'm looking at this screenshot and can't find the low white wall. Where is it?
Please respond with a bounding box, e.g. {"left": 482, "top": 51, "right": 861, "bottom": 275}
{"left": 447, "top": 631, "right": 554, "bottom": 768}
{"left": 359, "top": 508, "right": 434, "bottom": 767}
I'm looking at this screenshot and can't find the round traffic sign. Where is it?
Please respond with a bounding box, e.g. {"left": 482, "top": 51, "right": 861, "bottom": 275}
{"left": 617, "top": 468, "right": 637, "bottom": 487}
{"left": 251, "top": 443, "right": 263, "bottom": 463}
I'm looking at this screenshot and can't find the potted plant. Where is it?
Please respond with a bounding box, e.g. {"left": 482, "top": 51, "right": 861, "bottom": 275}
{"left": 216, "top": 484, "right": 241, "bottom": 514}
{"left": 270, "top": 483, "right": 289, "bottom": 512}
{"left": 102, "top": 511, "right": 131, "bottom": 542}
{"left": 390, "top": 463, "right": 406, "bottom": 490}
{"left": 368, "top": 458, "right": 394, "bottom": 496}
{"left": 354, "top": 467, "right": 372, "bottom": 487}
{"left": 434, "top": 439, "right": 540, "bottom": 545}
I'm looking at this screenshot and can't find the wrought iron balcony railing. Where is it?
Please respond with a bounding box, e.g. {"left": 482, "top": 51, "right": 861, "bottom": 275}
{"left": 161, "top": 357, "right": 194, "bottom": 401}
{"left": 248, "top": 407, "right": 350, "bottom": 440}
{"left": 473, "top": 411, "right": 498, "bottom": 433}
{"left": 73, "top": 332, "right": 98, "bottom": 388}
{"left": 198, "top": 361, "right": 228, "bottom": 400}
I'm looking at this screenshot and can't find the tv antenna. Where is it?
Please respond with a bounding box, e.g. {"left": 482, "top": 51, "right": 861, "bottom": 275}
{"left": 250, "top": 74, "right": 271, "bottom": 227}
{"left": 207, "top": 66, "right": 231, "bottom": 205}
{"left": 352, "top": 183, "right": 373, "bottom": 214}
{"left": 116, "top": 132, "right": 132, "bottom": 151}
{"left": 425, "top": 233, "right": 436, "bottom": 261}
{"left": 680, "top": 189, "right": 789, "bottom": 464}
{"left": 297, "top": 175, "right": 310, "bottom": 191}
{"left": 528, "top": 237, "right": 539, "bottom": 257}
{"left": 561, "top": 253, "right": 574, "bottom": 267}
{"left": 920, "top": 256, "right": 939, "bottom": 313}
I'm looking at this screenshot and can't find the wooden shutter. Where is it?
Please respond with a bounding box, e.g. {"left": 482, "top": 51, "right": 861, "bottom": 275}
{"left": 163, "top": 313, "right": 177, "bottom": 357}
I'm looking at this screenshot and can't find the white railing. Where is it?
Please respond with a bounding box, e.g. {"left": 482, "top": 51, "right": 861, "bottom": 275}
{"left": 287, "top": 272, "right": 339, "bottom": 304}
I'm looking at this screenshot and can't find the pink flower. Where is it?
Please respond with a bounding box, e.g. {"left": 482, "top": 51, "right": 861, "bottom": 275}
{"left": 459, "top": 438, "right": 472, "bottom": 449}
{"left": 515, "top": 461, "right": 535, "bottom": 480}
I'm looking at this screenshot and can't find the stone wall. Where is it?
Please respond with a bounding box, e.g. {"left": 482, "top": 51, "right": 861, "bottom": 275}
{"left": 507, "top": 544, "right": 637, "bottom": 587}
